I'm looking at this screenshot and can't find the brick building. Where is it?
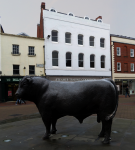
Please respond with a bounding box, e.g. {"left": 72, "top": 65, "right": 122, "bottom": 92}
{"left": 111, "top": 34, "right": 135, "bottom": 95}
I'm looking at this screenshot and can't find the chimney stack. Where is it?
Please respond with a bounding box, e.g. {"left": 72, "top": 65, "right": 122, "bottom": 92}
{"left": 41, "top": 2, "right": 45, "bottom": 10}
{"left": 95, "top": 16, "right": 102, "bottom": 21}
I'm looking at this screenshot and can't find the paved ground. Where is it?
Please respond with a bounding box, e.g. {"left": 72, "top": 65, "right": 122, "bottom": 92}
{"left": 0, "top": 96, "right": 135, "bottom": 150}
{"left": 0, "top": 116, "right": 135, "bottom": 150}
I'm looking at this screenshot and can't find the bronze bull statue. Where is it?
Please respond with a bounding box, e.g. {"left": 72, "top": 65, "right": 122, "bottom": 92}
{"left": 15, "top": 76, "right": 118, "bottom": 144}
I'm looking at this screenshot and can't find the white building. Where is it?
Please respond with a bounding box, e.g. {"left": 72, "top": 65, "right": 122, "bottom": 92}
{"left": 38, "top": 3, "right": 111, "bottom": 81}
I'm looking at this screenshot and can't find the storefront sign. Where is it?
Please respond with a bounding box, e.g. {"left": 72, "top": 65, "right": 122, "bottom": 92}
{"left": 13, "top": 78, "right": 22, "bottom": 82}
{"left": 36, "top": 64, "right": 44, "bottom": 68}
{"left": 55, "top": 78, "right": 98, "bottom": 81}
{"left": 8, "top": 91, "right": 12, "bottom": 96}
{"left": 6, "top": 79, "right": 11, "bottom": 82}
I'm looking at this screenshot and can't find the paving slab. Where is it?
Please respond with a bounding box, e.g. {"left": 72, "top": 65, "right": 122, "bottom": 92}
{"left": 0, "top": 116, "right": 135, "bottom": 150}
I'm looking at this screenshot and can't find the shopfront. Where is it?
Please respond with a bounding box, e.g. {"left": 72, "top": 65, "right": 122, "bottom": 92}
{"left": 1, "top": 76, "right": 23, "bottom": 102}
{"left": 115, "top": 79, "right": 135, "bottom": 95}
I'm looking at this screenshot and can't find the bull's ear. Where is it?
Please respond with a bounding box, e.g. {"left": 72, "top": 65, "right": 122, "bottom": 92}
{"left": 26, "top": 77, "right": 32, "bottom": 82}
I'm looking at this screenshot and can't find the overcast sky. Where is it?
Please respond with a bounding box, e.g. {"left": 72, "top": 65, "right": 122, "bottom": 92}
{"left": 0, "top": 0, "right": 135, "bottom": 37}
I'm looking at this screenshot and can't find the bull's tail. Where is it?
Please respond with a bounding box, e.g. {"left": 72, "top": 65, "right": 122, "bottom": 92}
{"left": 105, "top": 79, "right": 119, "bottom": 121}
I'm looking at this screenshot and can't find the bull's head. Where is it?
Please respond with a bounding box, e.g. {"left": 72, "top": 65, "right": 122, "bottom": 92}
{"left": 15, "top": 76, "right": 33, "bottom": 101}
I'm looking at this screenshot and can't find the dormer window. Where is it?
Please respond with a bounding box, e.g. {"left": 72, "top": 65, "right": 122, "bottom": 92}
{"left": 50, "top": 8, "right": 56, "bottom": 12}
{"left": 97, "top": 19, "right": 102, "bottom": 23}
{"left": 84, "top": 16, "right": 89, "bottom": 20}
{"left": 68, "top": 13, "right": 74, "bottom": 16}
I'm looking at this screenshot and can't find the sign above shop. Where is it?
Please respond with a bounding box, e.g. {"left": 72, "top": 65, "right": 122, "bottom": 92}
{"left": 1, "top": 77, "right": 23, "bottom": 83}
{"left": 36, "top": 64, "right": 44, "bottom": 68}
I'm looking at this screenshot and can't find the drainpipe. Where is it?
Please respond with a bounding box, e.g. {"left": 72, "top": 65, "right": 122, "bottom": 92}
{"left": 43, "top": 45, "right": 45, "bottom": 76}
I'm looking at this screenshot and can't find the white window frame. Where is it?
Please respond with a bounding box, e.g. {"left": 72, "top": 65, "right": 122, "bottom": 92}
{"left": 130, "top": 49, "right": 134, "bottom": 57}
{"left": 52, "top": 30, "right": 58, "bottom": 42}
{"left": 89, "top": 36, "right": 95, "bottom": 47}
{"left": 117, "top": 62, "right": 121, "bottom": 71}
{"left": 52, "top": 51, "right": 59, "bottom": 67}
{"left": 65, "top": 32, "right": 71, "bottom": 44}
{"left": 117, "top": 47, "right": 121, "bottom": 56}
{"left": 131, "top": 63, "right": 134, "bottom": 72}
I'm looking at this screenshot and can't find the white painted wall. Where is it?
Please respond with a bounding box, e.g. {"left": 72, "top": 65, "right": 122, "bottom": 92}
{"left": 43, "top": 10, "right": 111, "bottom": 77}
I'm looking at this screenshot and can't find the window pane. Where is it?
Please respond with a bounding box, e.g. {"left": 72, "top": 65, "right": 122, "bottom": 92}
{"left": 90, "top": 55, "right": 94, "bottom": 61}
{"left": 101, "top": 62, "right": 105, "bottom": 68}
{"left": 78, "top": 35, "right": 83, "bottom": 40}
{"left": 66, "top": 33, "right": 71, "bottom": 38}
{"left": 13, "top": 70, "right": 19, "bottom": 74}
{"left": 52, "top": 37, "right": 58, "bottom": 42}
{"left": 13, "top": 65, "right": 19, "bottom": 69}
{"left": 66, "top": 60, "right": 71, "bottom": 67}
{"left": 52, "top": 59, "right": 58, "bottom": 66}
{"left": 66, "top": 53, "right": 71, "bottom": 59}
{"left": 79, "top": 54, "right": 83, "bottom": 60}
{"left": 90, "top": 62, "right": 94, "bottom": 68}
{"left": 100, "top": 38, "right": 104, "bottom": 48}
{"left": 29, "top": 66, "right": 35, "bottom": 74}
{"left": 65, "top": 38, "right": 71, "bottom": 43}
{"left": 78, "top": 40, "right": 83, "bottom": 45}
{"left": 79, "top": 61, "right": 83, "bottom": 67}
{"left": 101, "top": 56, "right": 105, "bottom": 61}
{"left": 52, "top": 31, "right": 57, "bottom": 36}
{"left": 52, "top": 52, "right": 58, "bottom": 58}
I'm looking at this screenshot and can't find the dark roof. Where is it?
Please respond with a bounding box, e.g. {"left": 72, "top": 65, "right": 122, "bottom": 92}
{"left": 111, "top": 34, "right": 135, "bottom": 40}
{"left": 0, "top": 24, "right": 4, "bottom": 33}
{"left": 17, "top": 32, "right": 29, "bottom": 36}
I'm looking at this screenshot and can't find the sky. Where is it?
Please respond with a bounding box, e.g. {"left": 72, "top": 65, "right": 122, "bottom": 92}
{"left": 0, "top": 0, "right": 135, "bottom": 37}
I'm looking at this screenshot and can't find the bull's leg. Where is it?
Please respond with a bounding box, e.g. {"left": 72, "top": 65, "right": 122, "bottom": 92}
{"left": 42, "top": 114, "right": 51, "bottom": 140}
{"left": 98, "top": 121, "right": 105, "bottom": 138}
{"left": 51, "top": 118, "right": 57, "bottom": 134}
{"left": 102, "top": 119, "right": 112, "bottom": 144}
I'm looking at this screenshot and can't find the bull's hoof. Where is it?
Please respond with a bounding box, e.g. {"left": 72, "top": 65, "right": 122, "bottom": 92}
{"left": 42, "top": 134, "right": 50, "bottom": 140}
{"left": 102, "top": 137, "right": 111, "bottom": 144}
{"left": 50, "top": 130, "right": 57, "bottom": 134}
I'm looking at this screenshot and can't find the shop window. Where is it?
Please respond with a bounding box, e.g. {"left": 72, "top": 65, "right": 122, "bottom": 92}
{"left": 13, "top": 65, "right": 19, "bottom": 75}
{"left": 101, "top": 55, "right": 105, "bottom": 68}
{"left": 100, "top": 38, "right": 105, "bottom": 48}
{"left": 52, "top": 30, "right": 58, "bottom": 42}
{"left": 28, "top": 46, "right": 34, "bottom": 55}
{"left": 66, "top": 52, "right": 71, "bottom": 67}
{"left": 89, "top": 36, "right": 95, "bottom": 46}
{"left": 117, "top": 47, "right": 121, "bottom": 56}
{"left": 130, "top": 49, "right": 134, "bottom": 57}
{"left": 78, "top": 53, "right": 84, "bottom": 67}
{"left": 13, "top": 45, "right": 19, "bottom": 54}
{"left": 78, "top": 34, "right": 83, "bottom": 45}
{"left": 52, "top": 51, "right": 58, "bottom": 66}
{"left": 65, "top": 32, "right": 71, "bottom": 44}
{"left": 29, "top": 65, "right": 35, "bottom": 75}
{"left": 90, "top": 54, "right": 95, "bottom": 68}
{"left": 117, "top": 62, "right": 121, "bottom": 71}
{"left": 131, "top": 63, "right": 134, "bottom": 72}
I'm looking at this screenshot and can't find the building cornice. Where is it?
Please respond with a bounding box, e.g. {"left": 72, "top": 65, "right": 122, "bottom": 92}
{"left": 0, "top": 33, "right": 44, "bottom": 40}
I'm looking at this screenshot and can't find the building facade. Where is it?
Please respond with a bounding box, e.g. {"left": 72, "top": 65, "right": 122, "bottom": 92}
{"left": 0, "top": 33, "right": 45, "bottom": 102}
{"left": 38, "top": 3, "right": 111, "bottom": 81}
{"left": 111, "top": 34, "right": 135, "bottom": 95}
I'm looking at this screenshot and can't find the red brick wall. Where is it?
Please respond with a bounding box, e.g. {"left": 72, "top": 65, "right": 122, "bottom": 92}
{"left": 114, "top": 42, "right": 135, "bottom": 73}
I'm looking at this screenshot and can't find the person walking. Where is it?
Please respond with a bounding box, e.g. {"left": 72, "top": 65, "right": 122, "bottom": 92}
{"left": 125, "top": 86, "right": 130, "bottom": 98}
{"left": 15, "top": 99, "right": 20, "bottom": 105}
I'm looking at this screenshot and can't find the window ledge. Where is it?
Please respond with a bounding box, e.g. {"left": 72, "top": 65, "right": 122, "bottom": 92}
{"left": 28, "top": 54, "right": 36, "bottom": 57}
{"left": 66, "top": 67, "right": 72, "bottom": 68}
{"left": 130, "top": 56, "right": 134, "bottom": 58}
{"left": 89, "top": 46, "right": 95, "bottom": 48}
{"left": 100, "top": 47, "right": 105, "bottom": 49}
{"left": 52, "top": 42, "right": 58, "bottom": 44}
{"left": 90, "top": 68, "right": 95, "bottom": 69}
{"left": 52, "top": 66, "right": 59, "bottom": 68}
{"left": 117, "top": 55, "right": 121, "bottom": 56}
{"left": 29, "top": 74, "right": 35, "bottom": 76}
{"left": 78, "top": 45, "right": 83, "bottom": 46}
{"left": 124, "top": 56, "right": 128, "bottom": 57}
{"left": 65, "top": 43, "right": 71, "bottom": 45}
{"left": 79, "top": 67, "right": 84, "bottom": 69}
{"left": 117, "top": 70, "right": 121, "bottom": 72}
{"left": 11, "top": 52, "right": 21, "bottom": 56}
{"left": 13, "top": 74, "right": 20, "bottom": 76}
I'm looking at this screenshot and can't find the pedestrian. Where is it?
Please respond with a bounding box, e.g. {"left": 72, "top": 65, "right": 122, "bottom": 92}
{"left": 21, "top": 99, "right": 26, "bottom": 104}
{"left": 15, "top": 99, "right": 20, "bottom": 105}
{"left": 125, "top": 86, "right": 130, "bottom": 98}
